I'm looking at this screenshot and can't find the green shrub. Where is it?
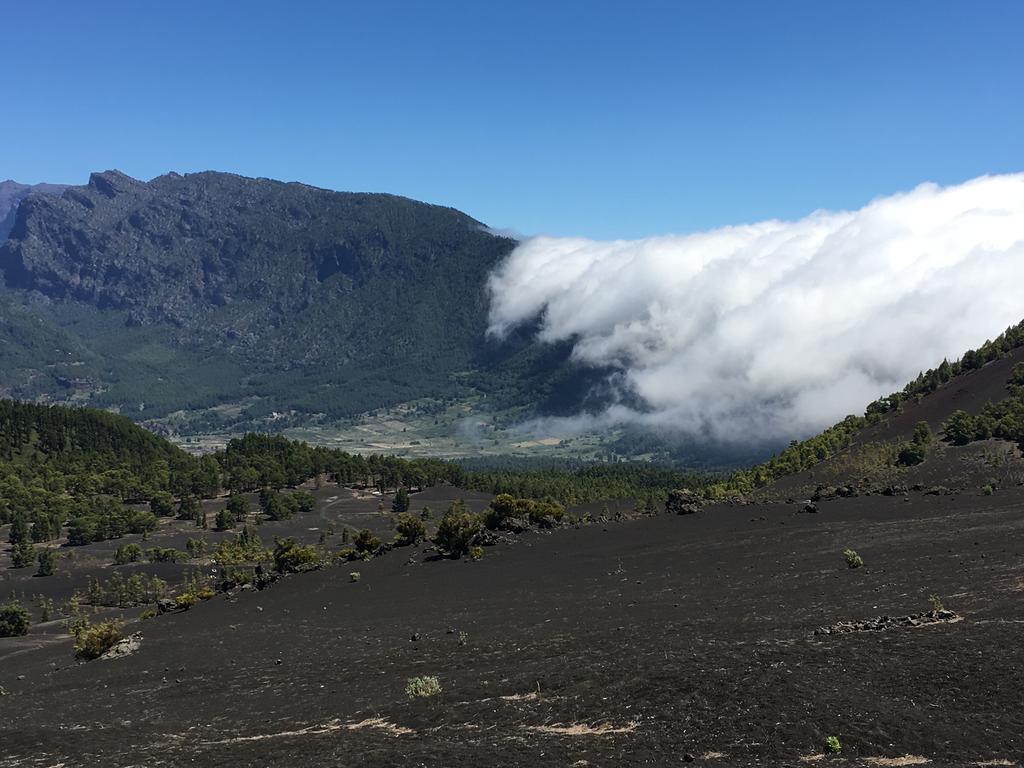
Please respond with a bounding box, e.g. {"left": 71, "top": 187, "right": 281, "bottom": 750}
{"left": 912, "top": 420, "right": 933, "bottom": 445}
{"left": 272, "top": 537, "right": 320, "bottom": 573}
{"left": 186, "top": 538, "right": 207, "bottom": 560}
{"left": 177, "top": 495, "right": 201, "bottom": 520}
{"left": 174, "top": 592, "right": 198, "bottom": 610}
{"left": 215, "top": 507, "right": 236, "bottom": 531}
{"left": 114, "top": 543, "right": 144, "bottom": 565}
{"left": 843, "top": 549, "right": 864, "bottom": 569}
{"left": 215, "top": 526, "right": 271, "bottom": 564}
{"left": 349, "top": 571, "right": 361, "bottom": 582}
{"left": 896, "top": 441, "right": 926, "bottom": 466}
{"left": 226, "top": 493, "right": 250, "bottom": 517}
{"left": 335, "top": 547, "right": 357, "bottom": 562}
{"left": 146, "top": 546, "right": 189, "bottom": 563}
{"left": 150, "top": 491, "right": 175, "bottom": 517}
{"left": 434, "top": 501, "right": 482, "bottom": 559}
{"left": 392, "top": 487, "right": 410, "bottom": 514}
{"left": 982, "top": 483, "right": 995, "bottom": 496}
{"left": 353, "top": 528, "right": 382, "bottom": 554}
{"left": 405, "top": 675, "right": 442, "bottom": 699}
{"left": 825, "top": 735, "right": 841, "bottom": 754}
{"left": 0, "top": 600, "right": 30, "bottom": 637}
{"left": 394, "top": 513, "right": 427, "bottom": 546}
{"left": 482, "top": 494, "right": 565, "bottom": 529}
{"left": 36, "top": 548, "right": 57, "bottom": 576}
{"left": 943, "top": 410, "right": 976, "bottom": 445}
{"left": 260, "top": 489, "right": 303, "bottom": 521}
{"left": 928, "top": 594, "right": 945, "bottom": 612}
{"left": 469, "top": 545, "right": 484, "bottom": 561}
{"left": 74, "top": 620, "right": 123, "bottom": 660}
{"left": 196, "top": 585, "right": 216, "bottom": 600}
{"left": 10, "top": 541, "right": 36, "bottom": 568}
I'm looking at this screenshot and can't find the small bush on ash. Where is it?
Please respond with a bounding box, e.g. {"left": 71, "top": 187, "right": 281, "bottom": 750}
{"left": 272, "top": 537, "right": 320, "bottom": 573}
{"left": 349, "top": 571, "right": 361, "bottom": 583}
{"left": 113, "top": 543, "right": 143, "bottom": 565}
{"left": 0, "top": 600, "right": 31, "bottom": 637}
{"left": 405, "top": 675, "right": 442, "bottom": 699}
{"left": 74, "top": 620, "right": 124, "bottom": 660}
{"left": 434, "top": 501, "right": 481, "bottom": 559}
{"left": 928, "top": 594, "right": 945, "bottom": 612}
{"left": 825, "top": 735, "right": 841, "bottom": 754}
{"left": 36, "top": 548, "right": 57, "bottom": 576}
{"left": 393, "top": 513, "right": 427, "bottom": 546}
{"left": 843, "top": 549, "right": 863, "bottom": 569}
{"left": 353, "top": 529, "right": 382, "bottom": 554}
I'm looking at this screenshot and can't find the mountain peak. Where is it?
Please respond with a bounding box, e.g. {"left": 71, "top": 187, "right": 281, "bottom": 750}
{"left": 86, "top": 170, "right": 144, "bottom": 198}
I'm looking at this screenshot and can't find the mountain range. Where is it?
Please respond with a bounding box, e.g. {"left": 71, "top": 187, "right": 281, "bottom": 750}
{"left": 0, "top": 171, "right": 606, "bottom": 438}
{"left": 0, "top": 180, "right": 67, "bottom": 240}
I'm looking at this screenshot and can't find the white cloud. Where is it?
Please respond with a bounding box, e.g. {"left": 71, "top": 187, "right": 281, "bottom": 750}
{"left": 487, "top": 174, "right": 1024, "bottom": 444}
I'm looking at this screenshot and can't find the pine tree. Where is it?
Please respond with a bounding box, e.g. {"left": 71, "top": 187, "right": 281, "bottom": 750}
{"left": 11, "top": 540, "right": 35, "bottom": 568}
{"left": 36, "top": 548, "right": 57, "bottom": 576}
{"left": 392, "top": 487, "right": 410, "bottom": 514}
{"left": 8, "top": 514, "right": 30, "bottom": 545}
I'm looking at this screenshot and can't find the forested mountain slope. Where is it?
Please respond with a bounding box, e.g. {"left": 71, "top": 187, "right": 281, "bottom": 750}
{"left": 0, "top": 171, "right": 594, "bottom": 428}
{"left": 710, "top": 319, "right": 1024, "bottom": 498}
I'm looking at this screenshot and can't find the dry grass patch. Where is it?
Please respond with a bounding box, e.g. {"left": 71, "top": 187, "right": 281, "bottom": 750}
{"left": 343, "top": 717, "right": 414, "bottom": 736}
{"left": 528, "top": 720, "right": 638, "bottom": 736}
{"left": 864, "top": 757, "right": 931, "bottom": 767}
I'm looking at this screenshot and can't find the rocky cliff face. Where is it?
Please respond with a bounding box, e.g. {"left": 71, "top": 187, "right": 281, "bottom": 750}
{"left": 1, "top": 170, "right": 514, "bottom": 364}
{"left": 0, "top": 180, "right": 67, "bottom": 241}
{"left": 0, "top": 170, "right": 604, "bottom": 428}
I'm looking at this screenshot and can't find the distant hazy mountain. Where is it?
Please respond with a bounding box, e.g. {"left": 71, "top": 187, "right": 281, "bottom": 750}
{"left": 0, "top": 180, "right": 67, "bottom": 240}
{"left": 0, "top": 170, "right": 596, "bottom": 432}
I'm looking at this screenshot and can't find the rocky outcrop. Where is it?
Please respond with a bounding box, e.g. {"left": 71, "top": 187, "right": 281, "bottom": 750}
{"left": 0, "top": 180, "right": 67, "bottom": 241}
{"left": 99, "top": 632, "right": 142, "bottom": 659}
{"left": 665, "top": 489, "right": 702, "bottom": 515}
{"left": 814, "top": 610, "right": 960, "bottom": 636}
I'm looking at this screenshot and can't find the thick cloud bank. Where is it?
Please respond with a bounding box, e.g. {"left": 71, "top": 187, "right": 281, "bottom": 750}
{"left": 488, "top": 174, "right": 1024, "bottom": 444}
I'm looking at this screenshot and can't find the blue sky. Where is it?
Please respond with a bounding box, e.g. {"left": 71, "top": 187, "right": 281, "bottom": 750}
{"left": 4, "top": 1, "right": 1022, "bottom": 239}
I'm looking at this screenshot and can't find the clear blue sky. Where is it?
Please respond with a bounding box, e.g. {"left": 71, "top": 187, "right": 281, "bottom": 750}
{"left": 4, "top": 1, "right": 1022, "bottom": 239}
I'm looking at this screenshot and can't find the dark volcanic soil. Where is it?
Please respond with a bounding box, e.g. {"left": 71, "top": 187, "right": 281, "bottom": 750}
{"left": 2, "top": 483, "right": 1022, "bottom": 767}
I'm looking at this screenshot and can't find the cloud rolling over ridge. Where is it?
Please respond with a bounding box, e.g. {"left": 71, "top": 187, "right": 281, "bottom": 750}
{"left": 487, "top": 174, "right": 1024, "bottom": 444}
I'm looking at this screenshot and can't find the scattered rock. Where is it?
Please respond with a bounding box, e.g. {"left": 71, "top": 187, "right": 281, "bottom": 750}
{"left": 100, "top": 633, "right": 142, "bottom": 660}
{"left": 666, "top": 489, "right": 702, "bottom": 515}
{"left": 815, "top": 610, "right": 960, "bottom": 636}
{"left": 498, "top": 517, "right": 530, "bottom": 533}
{"left": 155, "top": 598, "right": 175, "bottom": 614}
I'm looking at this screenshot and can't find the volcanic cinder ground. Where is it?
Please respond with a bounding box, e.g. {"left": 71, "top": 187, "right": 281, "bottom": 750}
{"left": 1, "top": 476, "right": 1022, "bottom": 767}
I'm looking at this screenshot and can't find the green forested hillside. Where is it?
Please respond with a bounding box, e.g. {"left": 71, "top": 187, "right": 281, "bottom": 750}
{"left": 706, "top": 318, "right": 1024, "bottom": 497}
{"left": 0, "top": 171, "right": 592, "bottom": 430}
{"left": 0, "top": 400, "right": 466, "bottom": 548}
